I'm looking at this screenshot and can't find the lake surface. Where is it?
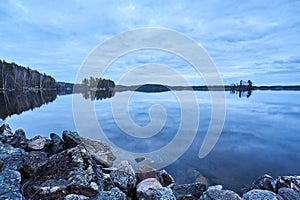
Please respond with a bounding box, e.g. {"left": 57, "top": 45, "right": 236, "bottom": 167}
{"left": 1, "top": 90, "right": 300, "bottom": 193}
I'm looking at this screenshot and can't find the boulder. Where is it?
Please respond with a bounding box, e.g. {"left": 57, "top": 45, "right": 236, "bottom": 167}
{"left": 10, "top": 129, "right": 27, "bottom": 148}
{"left": 97, "top": 187, "right": 128, "bottom": 200}
{"left": 200, "top": 185, "right": 241, "bottom": 200}
{"left": 251, "top": 174, "right": 275, "bottom": 191}
{"left": 103, "top": 173, "right": 115, "bottom": 191}
{"left": 0, "top": 168, "right": 23, "bottom": 199}
{"left": 172, "top": 182, "right": 207, "bottom": 199}
{"left": 50, "top": 133, "right": 65, "bottom": 154}
{"left": 22, "top": 145, "right": 104, "bottom": 199}
{"left": 278, "top": 187, "right": 300, "bottom": 200}
{"left": 136, "top": 165, "right": 158, "bottom": 183}
{"left": 110, "top": 160, "right": 136, "bottom": 195}
{"left": 242, "top": 189, "right": 278, "bottom": 200}
{"left": 80, "top": 137, "right": 116, "bottom": 167}
{"left": 158, "top": 169, "right": 175, "bottom": 187}
{"left": 62, "top": 130, "right": 81, "bottom": 148}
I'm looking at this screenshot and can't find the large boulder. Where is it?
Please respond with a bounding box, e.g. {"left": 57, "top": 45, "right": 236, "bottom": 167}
{"left": 242, "top": 189, "right": 278, "bottom": 200}
{"left": 110, "top": 160, "right": 137, "bottom": 195}
{"left": 22, "top": 145, "right": 104, "bottom": 199}
{"left": 80, "top": 137, "right": 116, "bottom": 167}
{"left": 172, "top": 182, "right": 207, "bottom": 199}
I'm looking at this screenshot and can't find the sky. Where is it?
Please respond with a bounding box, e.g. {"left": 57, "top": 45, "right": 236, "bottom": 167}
{"left": 0, "top": 0, "right": 300, "bottom": 85}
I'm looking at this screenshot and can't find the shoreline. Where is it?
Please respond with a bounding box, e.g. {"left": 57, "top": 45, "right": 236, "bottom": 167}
{"left": 1, "top": 123, "right": 299, "bottom": 199}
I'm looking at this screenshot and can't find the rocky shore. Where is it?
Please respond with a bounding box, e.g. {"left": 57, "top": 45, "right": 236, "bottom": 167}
{"left": 1, "top": 124, "right": 300, "bottom": 200}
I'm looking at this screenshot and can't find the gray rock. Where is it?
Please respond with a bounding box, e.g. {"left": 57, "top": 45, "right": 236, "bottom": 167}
{"left": 11, "top": 129, "right": 27, "bottom": 148}
{"left": 273, "top": 176, "right": 300, "bottom": 194}
{"left": 136, "top": 178, "right": 175, "bottom": 200}
{"left": 278, "top": 187, "right": 300, "bottom": 200}
{"left": 136, "top": 165, "right": 157, "bottom": 183}
{"left": 81, "top": 137, "right": 116, "bottom": 167}
{"left": 158, "top": 169, "right": 175, "bottom": 187}
{"left": 22, "top": 145, "right": 104, "bottom": 199}
{"left": 0, "top": 123, "right": 13, "bottom": 143}
{"left": 96, "top": 187, "right": 128, "bottom": 200}
{"left": 0, "top": 142, "right": 24, "bottom": 170}
{"left": 251, "top": 174, "right": 275, "bottom": 191}
{"left": 172, "top": 182, "right": 207, "bottom": 199}
{"left": 22, "top": 151, "right": 48, "bottom": 177}
{"left": 200, "top": 185, "right": 241, "bottom": 200}
{"left": 110, "top": 160, "right": 136, "bottom": 195}
{"left": 50, "top": 133, "right": 65, "bottom": 154}
{"left": 0, "top": 168, "right": 23, "bottom": 199}
{"left": 103, "top": 173, "right": 115, "bottom": 191}
{"left": 27, "top": 135, "right": 47, "bottom": 150}
{"left": 62, "top": 130, "right": 81, "bottom": 148}
{"left": 242, "top": 189, "right": 278, "bottom": 200}
{"left": 136, "top": 178, "right": 163, "bottom": 198}
{"left": 63, "top": 194, "right": 90, "bottom": 200}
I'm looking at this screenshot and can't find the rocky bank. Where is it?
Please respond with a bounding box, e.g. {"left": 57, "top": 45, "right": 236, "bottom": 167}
{"left": 0, "top": 124, "right": 300, "bottom": 200}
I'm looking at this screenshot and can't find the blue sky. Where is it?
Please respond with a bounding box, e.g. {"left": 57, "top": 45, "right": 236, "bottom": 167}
{"left": 0, "top": 0, "right": 300, "bottom": 85}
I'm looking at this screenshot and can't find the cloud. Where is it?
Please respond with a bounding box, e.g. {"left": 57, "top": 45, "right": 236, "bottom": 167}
{"left": 0, "top": 0, "right": 299, "bottom": 84}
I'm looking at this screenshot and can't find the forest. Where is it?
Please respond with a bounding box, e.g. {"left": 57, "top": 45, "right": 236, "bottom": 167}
{"left": 0, "top": 60, "right": 56, "bottom": 91}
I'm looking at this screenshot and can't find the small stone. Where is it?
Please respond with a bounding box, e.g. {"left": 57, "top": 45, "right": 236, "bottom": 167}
{"left": 80, "top": 137, "right": 116, "bottom": 167}
{"left": 136, "top": 165, "right": 157, "bottom": 183}
{"left": 273, "top": 176, "right": 300, "bottom": 193}
{"left": 158, "top": 169, "right": 175, "bottom": 187}
{"left": 137, "top": 178, "right": 175, "bottom": 200}
{"left": 251, "top": 174, "right": 275, "bottom": 191}
{"left": 242, "top": 189, "right": 278, "bottom": 200}
{"left": 62, "top": 130, "right": 81, "bottom": 148}
{"left": 97, "top": 187, "right": 128, "bottom": 200}
{"left": 172, "top": 182, "right": 207, "bottom": 199}
{"left": 50, "top": 133, "right": 65, "bottom": 154}
{"left": 200, "top": 187, "right": 241, "bottom": 200}
{"left": 110, "top": 160, "right": 136, "bottom": 195}
{"left": 27, "top": 135, "right": 47, "bottom": 150}
{"left": 10, "top": 129, "right": 27, "bottom": 148}
{"left": 103, "top": 173, "right": 114, "bottom": 191}
{"left": 278, "top": 187, "right": 300, "bottom": 200}
{"left": 0, "top": 159, "right": 3, "bottom": 171}
{"left": 135, "top": 157, "right": 145, "bottom": 163}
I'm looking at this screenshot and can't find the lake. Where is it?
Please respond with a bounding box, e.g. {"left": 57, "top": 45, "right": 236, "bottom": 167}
{"left": 1, "top": 89, "right": 300, "bottom": 193}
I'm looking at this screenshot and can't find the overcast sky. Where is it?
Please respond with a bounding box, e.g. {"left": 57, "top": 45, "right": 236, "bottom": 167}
{"left": 0, "top": 0, "right": 299, "bottom": 85}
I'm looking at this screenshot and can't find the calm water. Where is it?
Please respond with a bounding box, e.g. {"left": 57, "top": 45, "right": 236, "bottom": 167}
{"left": 1, "top": 90, "right": 300, "bottom": 193}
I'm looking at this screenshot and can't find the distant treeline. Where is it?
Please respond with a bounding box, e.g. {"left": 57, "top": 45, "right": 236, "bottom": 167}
{"left": 81, "top": 77, "right": 115, "bottom": 89}
{"left": 0, "top": 60, "right": 56, "bottom": 91}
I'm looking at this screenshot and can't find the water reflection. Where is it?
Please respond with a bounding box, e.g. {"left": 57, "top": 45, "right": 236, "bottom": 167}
{"left": 0, "top": 90, "right": 57, "bottom": 120}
